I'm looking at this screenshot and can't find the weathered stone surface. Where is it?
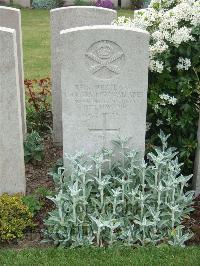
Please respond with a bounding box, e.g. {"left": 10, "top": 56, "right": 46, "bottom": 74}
{"left": 0, "top": 27, "right": 25, "bottom": 195}
{"left": 121, "top": 0, "right": 132, "bottom": 8}
{"left": 13, "top": 0, "right": 31, "bottom": 7}
{"left": 2, "top": 0, "right": 31, "bottom": 7}
{"left": 0, "top": 7, "right": 26, "bottom": 135}
{"left": 112, "top": 0, "right": 119, "bottom": 8}
{"left": 50, "top": 6, "right": 117, "bottom": 145}
{"left": 63, "top": 0, "right": 75, "bottom": 6}
{"left": 60, "top": 25, "right": 149, "bottom": 156}
{"left": 193, "top": 115, "right": 200, "bottom": 195}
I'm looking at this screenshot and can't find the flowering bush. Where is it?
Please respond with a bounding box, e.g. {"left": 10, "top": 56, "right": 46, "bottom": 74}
{"left": 0, "top": 194, "right": 34, "bottom": 242}
{"left": 95, "top": 0, "right": 113, "bottom": 9}
{"left": 44, "top": 133, "right": 194, "bottom": 247}
{"left": 113, "top": 0, "right": 200, "bottom": 174}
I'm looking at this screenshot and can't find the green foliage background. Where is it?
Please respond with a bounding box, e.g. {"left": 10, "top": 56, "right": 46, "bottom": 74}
{"left": 146, "top": 8, "right": 200, "bottom": 175}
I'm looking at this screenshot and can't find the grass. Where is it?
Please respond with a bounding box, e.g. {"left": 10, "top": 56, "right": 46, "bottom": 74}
{"left": 21, "top": 8, "right": 134, "bottom": 79}
{"left": 21, "top": 9, "right": 50, "bottom": 79}
{"left": 1, "top": 246, "right": 200, "bottom": 265}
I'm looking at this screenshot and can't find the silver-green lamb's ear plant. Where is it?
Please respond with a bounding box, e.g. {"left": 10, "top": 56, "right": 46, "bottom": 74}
{"left": 44, "top": 131, "right": 194, "bottom": 247}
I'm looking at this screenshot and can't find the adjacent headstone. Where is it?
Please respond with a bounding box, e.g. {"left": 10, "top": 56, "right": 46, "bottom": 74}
{"left": 63, "top": 0, "right": 75, "bottom": 5}
{"left": 0, "top": 27, "right": 25, "bottom": 195}
{"left": 13, "top": 0, "right": 31, "bottom": 8}
{"left": 193, "top": 115, "right": 200, "bottom": 195}
{"left": 51, "top": 6, "right": 117, "bottom": 145}
{"left": 112, "top": 0, "right": 118, "bottom": 8}
{"left": 0, "top": 7, "right": 26, "bottom": 135}
{"left": 1, "top": 0, "right": 31, "bottom": 7}
{"left": 121, "top": 0, "right": 132, "bottom": 8}
{"left": 60, "top": 25, "right": 149, "bottom": 156}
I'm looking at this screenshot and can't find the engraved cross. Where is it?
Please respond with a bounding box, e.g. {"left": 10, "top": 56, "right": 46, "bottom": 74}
{"left": 89, "top": 113, "right": 120, "bottom": 146}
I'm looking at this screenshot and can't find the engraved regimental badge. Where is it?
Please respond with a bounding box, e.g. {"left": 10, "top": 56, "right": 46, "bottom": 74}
{"left": 85, "top": 40, "right": 125, "bottom": 79}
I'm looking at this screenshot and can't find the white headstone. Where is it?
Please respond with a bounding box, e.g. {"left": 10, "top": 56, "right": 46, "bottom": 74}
{"left": 0, "top": 7, "right": 26, "bottom": 135}
{"left": 0, "top": 27, "right": 25, "bottom": 195}
{"left": 60, "top": 25, "right": 149, "bottom": 156}
{"left": 193, "top": 115, "right": 200, "bottom": 195}
{"left": 121, "top": 0, "right": 131, "bottom": 8}
{"left": 13, "top": 0, "right": 31, "bottom": 7}
{"left": 112, "top": 0, "right": 118, "bottom": 8}
{"left": 1, "top": 0, "right": 31, "bottom": 6}
{"left": 50, "top": 6, "right": 117, "bottom": 145}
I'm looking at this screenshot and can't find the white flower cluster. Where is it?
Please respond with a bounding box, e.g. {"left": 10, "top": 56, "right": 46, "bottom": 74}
{"left": 112, "top": 8, "right": 162, "bottom": 31}
{"left": 112, "top": 16, "right": 134, "bottom": 28}
{"left": 150, "top": 39, "right": 169, "bottom": 56}
{"left": 159, "top": 93, "right": 177, "bottom": 105}
{"left": 177, "top": 57, "right": 191, "bottom": 70}
{"left": 170, "top": 27, "right": 194, "bottom": 47}
{"left": 149, "top": 59, "right": 164, "bottom": 73}
{"left": 113, "top": 0, "right": 200, "bottom": 73}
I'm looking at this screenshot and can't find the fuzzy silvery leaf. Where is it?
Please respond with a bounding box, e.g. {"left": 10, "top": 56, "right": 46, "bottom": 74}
{"left": 45, "top": 132, "right": 194, "bottom": 247}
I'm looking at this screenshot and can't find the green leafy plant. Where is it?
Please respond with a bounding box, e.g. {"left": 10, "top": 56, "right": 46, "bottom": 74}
{"left": 35, "top": 186, "right": 54, "bottom": 199}
{"left": 22, "top": 187, "right": 53, "bottom": 215}
{"left": 22, "top": 195, "right": 42, "bottom": 215}
{"left": 24, "top": 131, "right": 44, "bottom": 163}
{"left": 32, "top": 0, "right": 63, "bottom": 9}
{"left": 74, "top": 0, "right": 93, "bottom": 5}
{"left": 131, "top": 0, "right": 143, "bottom": 9}
{"left": 25, "top": 78, "right": 52, "bottom": 134}
{"left": 49, "top": 158, "right": 63, "bottom": 176}
{"left": 44, "top": 132, "right": 194, "bottom": 247}
{"left": 142, "top": 0, "right": 150, "bottom": 8}
{"left": 0, "top": 194, "right": 34, "bottom": 242}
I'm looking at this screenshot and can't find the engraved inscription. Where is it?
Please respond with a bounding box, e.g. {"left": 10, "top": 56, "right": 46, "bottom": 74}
{"left": 66, "top": 83, "right": 145, "bottom": 146}
{"left": 85, "top": 40, "right": 125, "bottom": 79}
{"left": 67, "top": 84, "right": 144, "bottom": 113}
{"left": 88, "top": 113, "right": 120, "bottom": 146}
